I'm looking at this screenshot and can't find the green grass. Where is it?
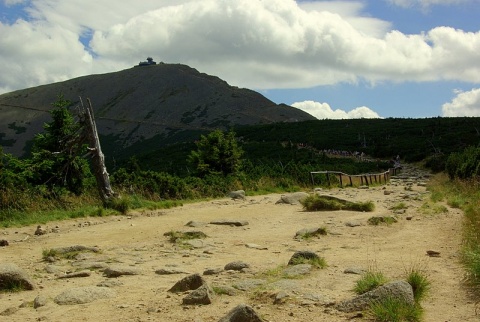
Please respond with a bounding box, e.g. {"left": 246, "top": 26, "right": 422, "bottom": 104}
{"left": 425, "top": 174, "right": 480, "bottom": 296}
{"left": 390, "top": 202, "right": 408, "bottom": 211}
{"left": 301, "top": 195, "right": 375, "bottom": 212}
{"left": 298, "top": 227, "right": 328, "bottom": 240}
{"left": 0, "top": 194, "right": 182, "bottom": 228}
{"left": 368, "top": 216, "right": 398, "bottom": 226}
{"left": 405, "top": 268, "right": 431, "bottom": 303}
{"left": 368, "top": 297, "right": 423, "bottom": 322}
{"left": 289, "top": 256, "right": 328, "bottom": 269}
{"left": 0, "top": 279, "right": 29, "bottom": 293}
{"left": 354, "top": 271, "right": 388, "bottom": 295}
{"left": 163, "top": 230, "right": 207, "bottom": 243}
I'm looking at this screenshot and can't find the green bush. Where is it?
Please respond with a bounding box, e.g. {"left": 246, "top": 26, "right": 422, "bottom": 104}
{"left": 446, "top": 146, "right": 480, "bottom": 180}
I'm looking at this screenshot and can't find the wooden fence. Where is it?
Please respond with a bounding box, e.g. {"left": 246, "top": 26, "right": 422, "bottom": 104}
{"left": 310, "top": 167, "right": 401, "bottom": 187}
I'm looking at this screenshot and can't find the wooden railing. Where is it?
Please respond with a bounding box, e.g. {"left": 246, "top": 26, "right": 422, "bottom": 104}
{"left": 310, "top": 167, "right": 401, "bottom": 187}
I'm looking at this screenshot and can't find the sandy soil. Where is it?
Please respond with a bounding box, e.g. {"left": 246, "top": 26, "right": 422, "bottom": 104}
{"left": 0, "top": 167, "right": 478, "bottom": 322}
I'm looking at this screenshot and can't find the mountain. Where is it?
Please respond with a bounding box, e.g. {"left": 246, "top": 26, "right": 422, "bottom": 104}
{"left": 0, "top": 62, "right": 315, "bottom": 158}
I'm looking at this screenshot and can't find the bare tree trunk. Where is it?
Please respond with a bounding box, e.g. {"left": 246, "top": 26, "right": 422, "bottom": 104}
{"left": 81, "top": 98, "right": 115, "bottom": 204}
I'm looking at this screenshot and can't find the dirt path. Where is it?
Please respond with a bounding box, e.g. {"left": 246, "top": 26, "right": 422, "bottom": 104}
{"left": 0, "top": 166, "right": 478, "bottom": 321}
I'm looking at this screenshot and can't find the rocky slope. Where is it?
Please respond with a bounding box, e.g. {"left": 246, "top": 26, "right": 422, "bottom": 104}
{"left": 0, "top": 63, "right": 315, "bottom": 157}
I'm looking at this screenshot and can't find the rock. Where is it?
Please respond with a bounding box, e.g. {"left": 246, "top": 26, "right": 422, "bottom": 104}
{"left": 219, "top": 303, "right": 264, "bottom": 322}
{"left": 57, "top": 271, "right": 91, "bottom": 279}
{"left": 168, "top": 273, "right": 206, "bottom": 293}
{"left": 183, "top": 239, "right": 209, "bottom": 249}
{"left": 336, "top": 281, "right": 414, "bottom": 313}
{"left": 185, "top": 221, "right": 207, "bottom": 228}
{"left": 33, "top": 295, "right": 47, "bottom": 309}
{"left": 274, "top": 291, "right": 290, "bottom": 304}
{"left": 97, "top": 280, "right": 123, "bottom": 288}
{"left": 0, "top": 263, "right": 35, "bottom": 291}
{"left": 345, "top": 221, "right": 361, "bottom": 227}
{"left": 295, "top": 227, "right": 327, "bottom": 238}
{"left": 211, "top": 285, "right": 238, "bottom": 296}
{"left": 233, "top": 279, "right": 266, "bottom": 291}
{"left": 245, "top": 243, "right": 268, "bottom": 250}
{"left": 54, "top": 287, "right": 116, "bottom": 305}
{"left": 51, "top": 245, "right": 100, "bottom": 254}
{"left": 426, "top": 250, "right": 441, "bottom": 257}
{"left": 288, "top": 251, "right": 320, "bottom": 266}
{"left": 103, "top": 266, "right": 141, "bottom": 278}
{"left": 0, "top": 306, "right": 19, "bottom": 316}
{"left": 276, "top": 192, "right": 309, "bottom": 205}
{"left": 34, "top": 225, "right": 47, "bottom": 236}
{"left": 224, "top": 261, "right": 250, "bottom": 271}
{"left": 44, "top": 265, "right": 64, "bottom": 274}
{"left": 203, "top": 268, "right": 223, "bottom": 275}
{"left": 344, "top": 267, "right": 365, "bottom": 275}
{"left": 155, "top": 268, "right": 189, "bottom": 275}
{"left": 182, "top": 284, "right": 214, "bottom": 305}
{"left": 229, "top": 190, "right": 246, "bottom": 200}
{"left": 0, "top": 240, "right": 8, "bottom": 247}
{"left": 283, "top": 264, "right": 312, "bottom": 277}
{"left": 210, "top": 219, "right": 249, "bottom": 227}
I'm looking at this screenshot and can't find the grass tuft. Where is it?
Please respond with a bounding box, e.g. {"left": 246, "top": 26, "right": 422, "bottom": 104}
{"left": 354, "top": 271, "right": 388, "bottom": 295}
{"left": 405, "top": 268, "right": 431, "bottom": 303}
{"left": 368, "top": 297, "right": 423, "bottom": 322}
{"left": 289, "top": 256, "right": 328, "bottom": 269}
{"left": 163, "top": 230, "right": 207, "bottom": 243}
{"left": 368, "top": 216, "right": 398, "bottom": 226}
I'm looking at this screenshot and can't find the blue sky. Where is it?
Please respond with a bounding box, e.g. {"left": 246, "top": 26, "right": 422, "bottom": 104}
{"left": 0, "top": 0, "right": 479, "bottom": 119}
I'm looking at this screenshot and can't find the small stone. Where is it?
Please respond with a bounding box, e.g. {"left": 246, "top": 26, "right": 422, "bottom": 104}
{"left": 34, "top": 295, "right": 47, "bottom": 309}
{"left": 224, "top": 261, "right": 250, "bottom": 271}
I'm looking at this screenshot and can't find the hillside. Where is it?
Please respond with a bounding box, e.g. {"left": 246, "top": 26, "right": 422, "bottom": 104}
{"left": 0, "top": 63, "right": 315, "bottom": 157}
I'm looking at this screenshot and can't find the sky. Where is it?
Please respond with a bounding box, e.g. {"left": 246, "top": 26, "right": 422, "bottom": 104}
{"left": 0, "top": 0, "right": 479, "bottom": 119}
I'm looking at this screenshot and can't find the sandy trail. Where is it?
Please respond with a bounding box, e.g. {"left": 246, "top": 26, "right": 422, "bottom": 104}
{"left": 0, "top": 167, "right": 478, "bottom": 321}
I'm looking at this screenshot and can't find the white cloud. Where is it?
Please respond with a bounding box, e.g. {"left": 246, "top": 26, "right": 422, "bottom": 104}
{"left": 442, "top": 88, "right": 480, "bottom": 116}
{"left": 291, "top": 100, "right": 381, "bottom": 119}
{"left": 0, "top": 0, "right": 479, "bottom": 96}
{"left": 386, "top": 0, "right": 471, "bottom": 9}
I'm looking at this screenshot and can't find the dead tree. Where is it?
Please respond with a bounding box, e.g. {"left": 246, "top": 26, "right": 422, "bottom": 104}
{"left": 80, "top": 97, "right": 115, "bottom": 204}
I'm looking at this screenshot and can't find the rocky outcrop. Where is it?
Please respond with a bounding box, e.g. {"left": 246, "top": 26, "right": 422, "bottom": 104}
{"left": 336, "top": 281, "right": 415, "bottom": 313}
{"left": 0, "top": 263, "right": 35, "bottom": 291}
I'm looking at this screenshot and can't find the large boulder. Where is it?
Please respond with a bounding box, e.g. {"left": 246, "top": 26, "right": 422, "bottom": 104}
{"left": 229, "top": 190, "right": 246, "bottom": 200}
{"left": 182, "top": 284, "right": 214, "bottom": 305}
{"left": 168, "top": 273, "right": 206, "bottom": 293}
{"left": 219, "top": 303, "right": 264, "bottom": 322}
{"left": 336, "top": 280, "right": 414, "bottom": 313}
{"left": 54, "top": 287, "right": 116, "bottom": 305}
{"left": 276, "top": 192, "right": 309, "bottom": 205}
{"left": 0, "top": 263, "right": 35, "bottom": 291}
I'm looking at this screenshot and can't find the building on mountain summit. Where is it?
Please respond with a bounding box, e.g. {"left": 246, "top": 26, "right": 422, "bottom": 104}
{"left": 137, "top": 57, "right": 156, "bottom": 66}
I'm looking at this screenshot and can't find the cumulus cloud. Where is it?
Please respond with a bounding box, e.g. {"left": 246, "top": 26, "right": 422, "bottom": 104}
{"left": 0, "top": 0, "right": 479, "bottom": 95}
{"left": 442, "top": 88, "right": 480, "bottom": 116}
{"left": 291, "top": 100, "right": 381, "bottom": 119}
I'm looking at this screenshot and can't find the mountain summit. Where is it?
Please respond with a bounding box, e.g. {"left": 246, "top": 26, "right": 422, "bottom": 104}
{"left": 0, "top": 63, "right": 315, "bottom": 157}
